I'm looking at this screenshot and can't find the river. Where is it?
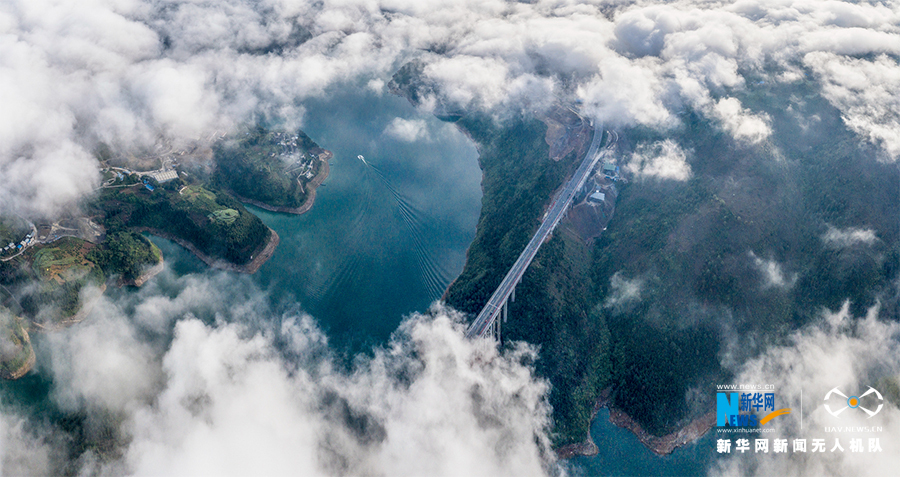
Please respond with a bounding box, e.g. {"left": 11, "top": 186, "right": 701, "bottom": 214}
{"left": 249, "top": 87, "right": 483, "bottom": 352}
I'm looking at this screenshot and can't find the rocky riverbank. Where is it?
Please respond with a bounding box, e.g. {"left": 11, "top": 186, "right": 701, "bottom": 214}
{"left": 608, "top": 408, "right": 716, "bottom": 456}
{"left": 555, "top": 387, "right": 612, "bottom": 459}
{"left": 0, "top": 325, "right": 35, "bottom": 380}
{"left": 556, "top": 387, "right": 715, "bottom": 458}
{"left": 127, "top": 258, "right": 164, "bottom": 287}
{"left": 136, "top": 227, "right": 279, "bottom": 274}
{"left": 229, "top": 149, "right": 331, "bottom": 215}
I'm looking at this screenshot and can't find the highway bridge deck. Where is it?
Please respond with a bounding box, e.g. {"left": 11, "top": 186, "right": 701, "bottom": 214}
{"left": 465, "top": 125, "right": 611, "bottom": 339}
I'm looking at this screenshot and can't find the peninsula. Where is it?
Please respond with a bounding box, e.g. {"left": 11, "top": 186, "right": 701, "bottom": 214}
{"left": 0, "top": 307, "right": 35, "bottom": 380}
{"left": 212, "top": 127, "right": 332, "bottom": 214}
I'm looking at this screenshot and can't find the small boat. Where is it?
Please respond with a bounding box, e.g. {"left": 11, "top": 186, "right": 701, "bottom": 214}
{"left": 357, "top": 155, "right": 367, "bottom": 165}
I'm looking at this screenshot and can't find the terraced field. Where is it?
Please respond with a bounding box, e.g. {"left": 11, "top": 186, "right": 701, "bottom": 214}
{"left": 32, "top": 239, "right": 98, "bottom": 284}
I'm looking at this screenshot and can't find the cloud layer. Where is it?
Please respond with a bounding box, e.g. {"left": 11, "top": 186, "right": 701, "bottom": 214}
{"left": 2, "top": 0, "right": 900, "bottom": 217}
{"left": 626, "top": 139, "right": 692, "bottom": 181}
{"left": 2, "top": 1, "right": 900, "bottom": 474}
{"left": 1, "top": 270, "right": 555, "bottom": 476}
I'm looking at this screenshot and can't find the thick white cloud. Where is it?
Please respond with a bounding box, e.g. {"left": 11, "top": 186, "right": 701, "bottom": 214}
{"left": 806, "top": 52, "right": 900, "bottom": 161}
{"left": 748, "top": 250, "right": 795, "bottom": 289}
{"left": 822, "top": 225, "right": 879, "bottom": 248}
{"left": 627, "top": 139, "right": 692, "bottom": 181}
{"left": 0, "top": 412, "right": 56, "bottom": 476}
{"left": 3, "top": 2, "right": 900, "bottom": 472}
{"left": 3, "top": 0, "right": 900, "bottom": 217}
{"left": 123, "top": 310, "right": 552, "bottom": 476}
{"left": 384, "top": 117, "right": 430, "bottom": 142}
{"left": 712, "top": 97, "right": 772, "bottom": 144}
{"left": 43, "top": 298, "right": 162, "bottom": 414}
{"left": 579, "top": 55, "right": 674, "bottom": 128}
{"left": 3, "top": 270, "right": 555, "bottom": 476}
{"left": 713, "top": 302, "right": 900, "bottom": 477}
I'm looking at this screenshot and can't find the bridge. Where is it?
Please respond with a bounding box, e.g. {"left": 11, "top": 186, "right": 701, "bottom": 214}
{"left": 465, "top": 125, "right": 612, "bottom": 340}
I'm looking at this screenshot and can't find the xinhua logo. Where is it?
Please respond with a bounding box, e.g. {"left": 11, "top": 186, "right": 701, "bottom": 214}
{"left": 716, "top": 390, "right": 791, "bottom": 427}
{"left": 824, "top": 386, "right": 884, "bottom": 418}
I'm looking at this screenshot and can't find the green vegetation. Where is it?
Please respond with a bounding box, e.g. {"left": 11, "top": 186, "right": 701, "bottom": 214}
{"left": 181, "top": 184, "right": 216, "bottom": 203}
{"left": 0, "top": 232, "right": 163, "bottom": 325}
{"left": 95, "top": 182, "right": 270, "bottom": 265}
{"left": 0, "top": 215, "right": 163, "bottom": 326}
{"left": 209, "top": 208, "right": 239, "bottom": 225}
{"left": 443, "top": 114, "right": 612, "bottom": 445}
{"left": 212, "top": 127, "right": 323, "bottom": 209}
{"left": 19, "top": 238, "right": 105, "bottom": 320}
{"left": 88, "top": 231, "right": 161, "bottom": 282}
{"left": 445, "top": 114, "right": 575, "bottom": 312}
{"left": 587, "top": 81, "right": 898, "bottom": 435}
{"left": 33, "top": 245, "right": 94, "bottom": 282}
{"left": 0, "top": 256, "right": 30, "bottom": 288}
{"left": 388, "top": 60, "right": 432, "bottom": 107}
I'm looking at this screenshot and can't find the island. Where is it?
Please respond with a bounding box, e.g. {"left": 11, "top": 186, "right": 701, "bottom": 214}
{"left": 0, "top": 223, "right": 162, "bottom": 329}
{"left": 0, "top": 222, "right": 164, "bottom": 377}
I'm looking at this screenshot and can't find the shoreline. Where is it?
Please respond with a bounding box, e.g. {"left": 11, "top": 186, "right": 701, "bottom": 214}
{"left": 556, "top": 388, "right": 715, "bottom": 459}
{"left": 608, "top": 408, "right": 716, "bottom": 456}
{"left": 390, "top": 79, "right": 713, "bottom": 462}
{"left": 135, "top": 226, "right": 280, "bottom": 274}
{"left": 127, "top": 258, "right": 164, "bottom": 287}
{"left": 440, "top": 113, "right": 585, "bottom": 300}
{"left": 228, "top": 149, "right": 332, "bottom": 215}
{"left": 555, "top": 387, "right": 612, "bottom": 459}
{"left": 441, "top": 125, "right": 484, "bottom": 301}
{"left": 31, "top": 283, "right": 108, "bottom": 332}
{"left": 1, "top": 326, "right": 36, "bottom": 380}
{"left": 29, "top": 247, "right": 163, "bottom": 334}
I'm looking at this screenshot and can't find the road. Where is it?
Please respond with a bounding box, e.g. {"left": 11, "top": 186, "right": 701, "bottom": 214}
{"left": 465, "top": 125, "right": 612, "bottom": 339}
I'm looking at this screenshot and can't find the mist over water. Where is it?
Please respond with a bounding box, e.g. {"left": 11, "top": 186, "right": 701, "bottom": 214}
{"left": 133, "top": 86, "right": 721, "bottom": 475}
{"left": 250, "top": 85, "right": 482, "bottom": 352}
{"left": 0, "top": 85, "right": 492, "bottom": 475}
{"left": 134, "top": 85, "right": 482, "bottom": 354}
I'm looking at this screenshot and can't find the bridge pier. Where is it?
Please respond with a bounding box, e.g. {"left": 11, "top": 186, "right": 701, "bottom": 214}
{"left": 503, "top": 299, "right": 508, "bottom": 323}
{"left": 487, "top": 315, "right": 500, "bottom": 342}
{"left": 511, "top": 286, "right": 515, "bottom": 303}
